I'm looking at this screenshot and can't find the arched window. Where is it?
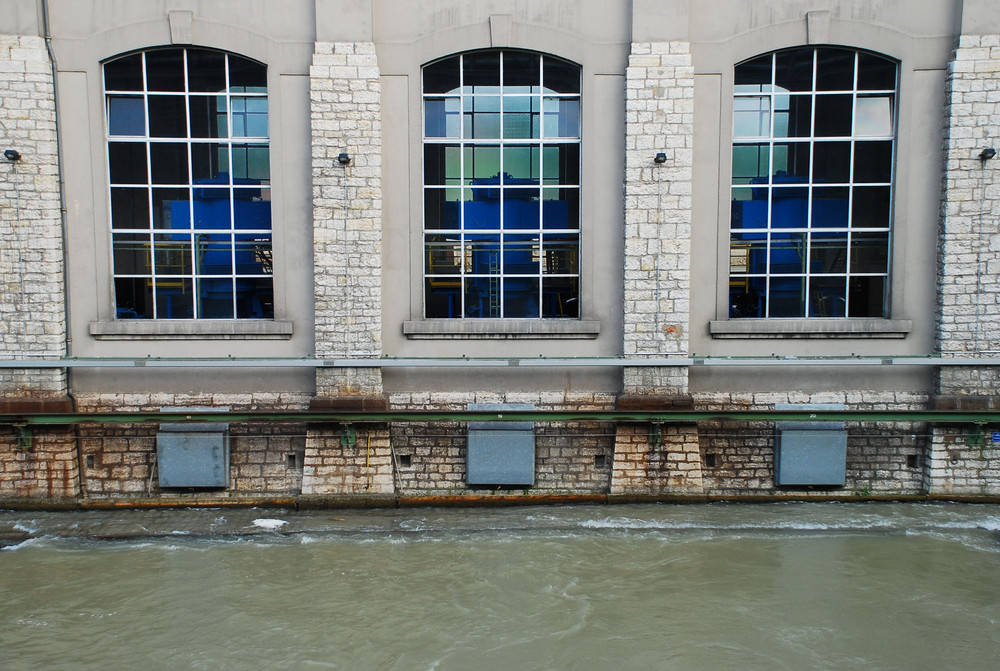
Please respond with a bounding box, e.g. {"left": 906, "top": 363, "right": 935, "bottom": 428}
{"left": 422, "top": 50, "right": 581, "bottom": 319}
{"left": 104, "top": 48, "right": 272, "bottom": 319}
{"left": 729, "top": 47, "right": 896, "bottom": 319}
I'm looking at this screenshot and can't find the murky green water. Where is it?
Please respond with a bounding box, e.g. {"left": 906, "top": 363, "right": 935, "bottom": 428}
{"left": 3, "top": 503, "right": 1000, "bottom": 670}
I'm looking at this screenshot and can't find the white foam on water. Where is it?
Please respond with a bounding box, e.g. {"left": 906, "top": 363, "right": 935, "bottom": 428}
{"left": 252, "top": 518, "right": 288, "bottom": 530}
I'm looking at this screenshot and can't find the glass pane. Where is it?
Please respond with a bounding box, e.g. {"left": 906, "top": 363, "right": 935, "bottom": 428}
{"left": 734, "top": 96, "right": 770, "bottom": 138}
{"left": 153, "top": 233, "right": 192, "bottom": 275}
{"left": 463, "top": 52, "right": 500, "bottom": 93}
{"left": 145, "top": 50, "right": 185, "bottom": 92}
{"left": 503, "top": 146, "right": 541, "bottom": 181}
{"left": 192, "top": 143, "right": 229, "bottom": 183}
{"left": 810, "top": 277, "right": 847, "bottom": 317}
{"left": 235, "top": 278, "right": 273, "bottom": 318}
{"left": 425, "top": 97, "right": 460, "bottom": 138}
{"left": 193, "top": 189, "right": 231, "bottom": 229}
{"left": 502, "top": 95, "right": 540, "bottom": 139}
{"left": 729, "top": 278, "right": 765, "bottom": 318}
{"left": 775, "top": 49, "right": 814, "bottom": 92}
{"left": 197, "top": 234, "right": 233, "bottom": 274}
{"left": 770, "top": 187, "right": 808, "bottom": 228}
{"left": 423, "top": 56, "right": 460, "bottom": 94}
{"left": 115, "top": 277, "right": 153, "bottom": 319}
{"left": 108, "top": 96, "right": 146, "bottom": 136}
{"left": 811, "top": 186, "right": 849, "bottom": 228}
{"left": 543, "top": 187, "right": 579, "bottom": 230}
{"left": 852, "top": 186, "right": 891, "bottom": 228}
{"left": 503, "top": 192, "right": 540, "bottom": 229}
{"left": 542, "top": 97, "right": 580, "bottom": 138}
{"left": 816, "top": 49, "right": 855, "bottom": 91}
{"left": 424, "top": 144, "right": 462, "bottom": 186}
{"left": 543, "top": 276, "right": 578, "bottom": 318}
{"left": 855, "top": 96, "right": 893, "bottom": 137}
{"left": 155, "top": 278, "right": 194, "bottom": 318}
{"left": 234, "top": 189, "right": 270, "bottom": 230}
{"left": 424, "top": 188, "right": 462, "bottom": 229}
{"left": 425, "top": 234, "right": 462, "bottom": 274}
{"left": 730, "top": 187, "right": 767, "bottom": 229}
{"left": 730, "top": 233, "right": 768, "bottom": 275}
{"left": 773, "top": 94, "right": 811, "bottom": 138}
{"left": 464, "top": 277, "right": 499, "bottom": 318}
{"left": 772, "top": 142, "right": 811, "bottom": 180}
{"left": 503, "top": 277, "right": 539, "bottom": 317}
{"left": 112, "top": 233, "right": 150, "bottom": 274}
{"left": 228, "top": 55, "right": 266, "bottom": 93}
{"left": 542, "top": 144, "right": 579, "bottom": 185}
{"left": 189, "top": 96, "right": 228, "bottom": 138}
{"left": 147, "top": 95, "right": 187, "bottom": 138}
{"left": 848, "top": 276, "right": 886, "bottom": 317}
{"left": 735, "top": 54, "right": 772, "bottom": 93}
{"left": 503, "top": 52, "right": 540, "bottom": 92}
{"left": 858, "top": 53, "right": 896, "bottom": 90}
{"left": 464, "top": 95, "right": 500, "bottom": 138}
{"left": 850, "top": 232, "right": 889, "bottom": 273}
{"left": 770, "top": 233, "right": 807, "bottom": 274}
{"left": 812, "top": 141, "right": 851, "bottom": 183}
{"left": 542, "top": 234, "right": 578, "bottom": 274}
{"left": 149, "top": 142, "right": 189, "bottom": 184}
{"left": 463, "top": 195, "right": 500, "bottom": 230}
{"left": 231, "top": 144, "right": 269, "bottom": 181}
{"left": 465, "top": 234, "right": 501, "bottom": 272}
{"left": 186, "top": 50, "right": 226, "bottom": 92}
{"left": 810, "top": 232, "right": 848, "bottom": 272}
{"left": 104, "top": 54, "right": 143, "bottom": 91}
{"left": 768, "top": 276, "right": 806, "bottom": 317}
{"left": 465, "top": 145, "right": 501, "bottom": 182}
{"left": 542, "top": 57, "right": 580, "bottom": 94}
{"left": 152, "top": 187, "right": 190, "bottom": 230}
{"left": 732, "top": 144, "right": 769, "bottom": 183}
{"left": 111, "top": 187, "right": 149, "bottom": 229}
{"left": 853, "top": 141, "right": 893, "bottom": 182}
{"left": 108, "top": 142, "right": 147, "bottom": 184}
{"left": 232, "top": 96, "right": 268, "bottom": 137}
{"left": 814, "top": 94, "right": 853, "bottom": 137}
{"left": 425, "top": 277, "right": 460, "bottom": 318}
{"left": 199, "top": 277, "right": 235, "bottom": 318}
{"left": 504, "top": 235, "right": 540, "bottom": 274}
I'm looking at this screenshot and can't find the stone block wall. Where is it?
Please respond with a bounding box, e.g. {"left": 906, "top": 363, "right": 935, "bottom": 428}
{"left": 0, "top": 35, "right": 66, "bottom": 397}
{"left": 301, "top": 424, "right": 394, "bottom": 495}
{"left": 0, "top": 427, "right": 77, "bottom": 499}
{"left": 622, "top": 41, "right": 694, "bottom": 396}
{"left": 928, "top": 426, "right": 1000, "bottom": 496}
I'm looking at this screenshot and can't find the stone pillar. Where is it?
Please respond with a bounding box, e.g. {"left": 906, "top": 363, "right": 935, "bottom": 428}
{"left": 0, "top": 35, "right": 67, "bottom": 399}
{"left": 301, "top": 425, "right": 394, "bottom": 497}
{"left": 932, "top": 30, "right": 1000, "bottom": 495}
{"left": 310, "top": 41, "right": 384, "bottom": 400}
{"left": 621, "top": 41, "right": 694, "bottom": 397}
{"left": 610, "top": 423, "right": 703, "bottom": 496}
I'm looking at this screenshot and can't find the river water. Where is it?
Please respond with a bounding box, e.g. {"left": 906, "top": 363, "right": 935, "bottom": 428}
{"left": 3, "top": 502, "right": 1000, "bottom": 670}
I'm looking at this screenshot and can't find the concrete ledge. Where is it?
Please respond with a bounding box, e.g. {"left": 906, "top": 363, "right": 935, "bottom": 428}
{"left": 617, "top": 394, "right": 694, "bottom": 410}
{"left": 309, "top": 396, "right": 390, "bottom": 412}
{"left": 403, "top": 319, "right": 601, "bottom": 339}
{"left": 90, "top": 320, "right": 294, "bottom": 340}
{"left": 709, "top": 319, "right": 912, "bottom": 338}
{"left": 0, "top": 396, "right": 74, "bottom": 413}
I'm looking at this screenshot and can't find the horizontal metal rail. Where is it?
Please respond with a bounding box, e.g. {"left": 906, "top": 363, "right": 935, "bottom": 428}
{"left": 0, "top": 409, "right": 998, "bottom": 426}
{"left": 0, "top": 355, "right": 999, "bottom": 368}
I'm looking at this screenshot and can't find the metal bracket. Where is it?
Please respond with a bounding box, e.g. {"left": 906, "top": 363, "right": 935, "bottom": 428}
{"left": 13, "top": 423, "right": 33, "bottom": 451}
{"left": 966, "top": 423, "right": 986, "bottom": 447}
{"left": 649, "top": 421, "right": 664, "bottom": 447}
{"left": 340, "top": 424, "right": 357, "bottom": 448}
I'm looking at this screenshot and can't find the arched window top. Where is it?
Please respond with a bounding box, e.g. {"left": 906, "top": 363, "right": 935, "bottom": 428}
{"left": 104, "top": 48, "right": 266, "bottom": 94}
{"left": 423, "top": 50, "right": 580, "bottom": 96}
{"left": 735, "top": 47, "right": 896, "bottom": 95}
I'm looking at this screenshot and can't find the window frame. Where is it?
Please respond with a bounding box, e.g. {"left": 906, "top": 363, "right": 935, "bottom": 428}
{"left": 420, "top": 49, "right": 582, "bottom": 320}
{"left": 103, "top": 47, "right": 274, "bottom": 321}
{"left": 727, "top": 46, "right": 898, "bottom": 321}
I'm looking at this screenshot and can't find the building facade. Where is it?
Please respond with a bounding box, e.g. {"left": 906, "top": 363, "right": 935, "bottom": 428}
{"left": 1, "top": 0, "right": 999, "bottom": 504}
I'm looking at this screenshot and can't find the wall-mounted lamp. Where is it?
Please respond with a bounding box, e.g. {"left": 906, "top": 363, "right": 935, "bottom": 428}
{"left": 654, "top": 152, "right": 667, "bottom": 164}
{"left": 4, "top": 149, "right": 21, "bottom": 161}
{"left": 337, "top": 153, "right": 352, "bottom": 165}
{"left": 979, "top": 148, "right": 996, "bottom": 160}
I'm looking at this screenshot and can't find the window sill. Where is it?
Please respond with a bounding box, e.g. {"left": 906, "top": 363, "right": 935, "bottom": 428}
{"left": 90, "top": 320, "right": 294, "bottom": 340}
{"left": 403, "top": 319, "right": 601, "bottom": 340}
{"left": 708, "top": 319, "right": 912, "bottom": 339}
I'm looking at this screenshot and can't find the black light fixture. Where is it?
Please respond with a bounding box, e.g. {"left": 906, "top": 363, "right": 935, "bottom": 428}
{"left": 337, "top": 152, "right": 351, "bottom": 165}
{"left": 4, "top": 149, "right": 21, "bottom": 161}
{"left": 979, "top": 147, "right": 996, "bottom": 160}
{"left": 654, "top": 152, "right": 667, "bottom": 164}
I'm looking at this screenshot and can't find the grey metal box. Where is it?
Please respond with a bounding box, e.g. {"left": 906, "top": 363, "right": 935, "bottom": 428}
{"left": 774, "top": 429, "right": 848, "bottom": 486}
{"left": 466, "top": 403, "right": 535, "bottom": 486}
{"left": 157, "top": 423, "right": 230, "bottom": 488}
